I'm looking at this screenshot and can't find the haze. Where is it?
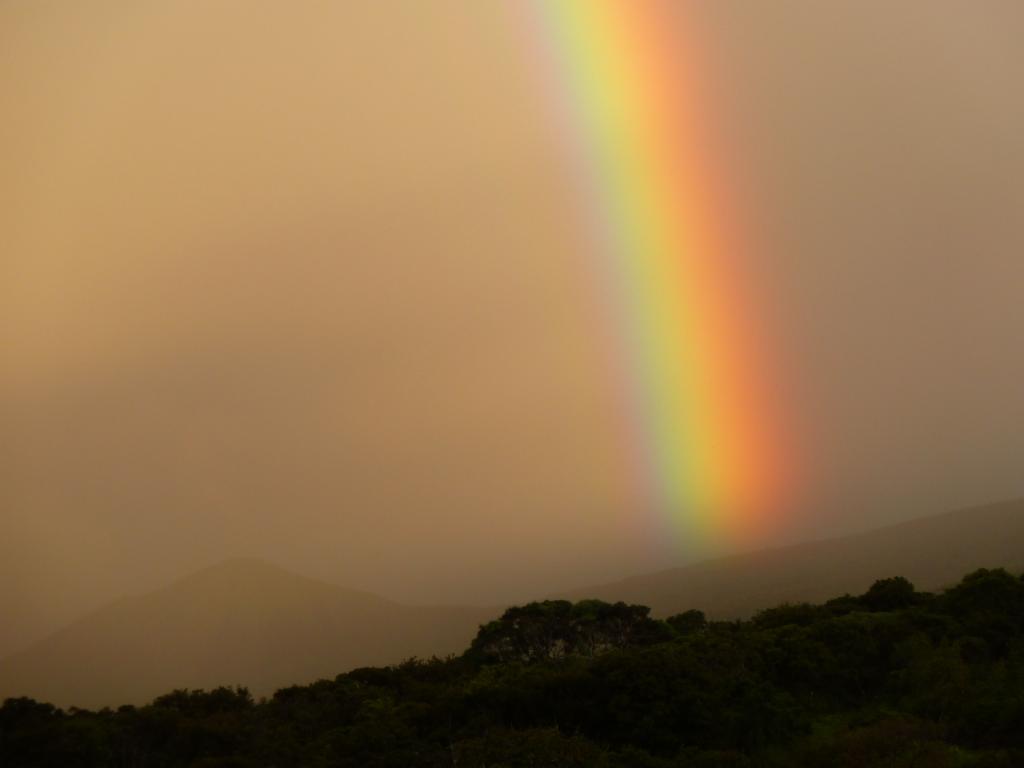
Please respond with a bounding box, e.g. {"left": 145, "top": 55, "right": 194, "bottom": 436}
{"left": 3, "top": 1, "right": 1023, "bottom": 658}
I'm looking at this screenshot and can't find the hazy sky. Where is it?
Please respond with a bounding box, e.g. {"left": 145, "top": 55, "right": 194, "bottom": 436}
{"left": 3, "top": 1, "right": 1023, "bottom": 657}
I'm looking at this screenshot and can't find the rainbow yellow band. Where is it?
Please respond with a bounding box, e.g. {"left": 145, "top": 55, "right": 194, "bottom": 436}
{"left": 525, "top": 1, "right": 793, "bottom": 544}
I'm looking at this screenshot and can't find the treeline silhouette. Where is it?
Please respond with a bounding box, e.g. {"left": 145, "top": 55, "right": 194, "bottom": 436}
{"left": 3, "top": 567, "right": 1024, "bottom": 767}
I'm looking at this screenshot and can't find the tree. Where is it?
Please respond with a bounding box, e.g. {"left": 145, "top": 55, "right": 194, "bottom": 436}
{"left": 666, "top": 609, "right": 707, "bottom": 636}
{"left": 861, "top": 576, "right": 918, "bottom": 611}
{"left": 468, "top": 600, "right": 666, "bottom": 663}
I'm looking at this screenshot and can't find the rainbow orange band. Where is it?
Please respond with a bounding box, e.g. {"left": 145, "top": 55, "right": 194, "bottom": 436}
{"left": 524, "top": 1, "right": 792, "bottom": 544}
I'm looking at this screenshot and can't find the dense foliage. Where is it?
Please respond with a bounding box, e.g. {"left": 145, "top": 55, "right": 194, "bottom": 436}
{"left": 4, "top": 568, "right": 1024, "bottom": 767}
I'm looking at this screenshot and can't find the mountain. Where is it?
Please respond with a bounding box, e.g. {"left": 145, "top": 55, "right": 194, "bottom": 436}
{"left": 6, "top": 565, "right": 1024, "bottom": 766}
{"left": 5, "top": 500, "right": 1023, "bottom": 710}
{"left": 0, "top": 558, "right": 496, "bottom": 709}
{"left": 561, "top": 498, "right": 1024, "bottom": 618}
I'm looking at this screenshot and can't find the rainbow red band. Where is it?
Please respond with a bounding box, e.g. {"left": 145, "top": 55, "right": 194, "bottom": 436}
{"left": 525, "top": 0, "right": 793, "bottom": 544}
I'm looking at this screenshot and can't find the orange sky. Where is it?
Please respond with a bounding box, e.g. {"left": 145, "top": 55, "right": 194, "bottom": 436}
{"left": 3, "top": 0, "right": 1024, "bottom": 657}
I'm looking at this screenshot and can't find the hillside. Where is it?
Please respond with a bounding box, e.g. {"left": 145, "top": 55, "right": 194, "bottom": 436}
{"left": 0, "top": 558, "right": 495, "bottom": 709}
{"left": 562, "top": 498, "right": 1024, "bottom": 617}
{"left": 4, "top": 566, "right": 1024, "bottom": 766}
{"left": 4, "top": 499, "right": 1022, "bottom": 710}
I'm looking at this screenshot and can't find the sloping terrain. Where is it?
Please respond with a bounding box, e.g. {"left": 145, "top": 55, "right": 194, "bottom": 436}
{"left": 0, "top": 558, "right": 495, "bottom": 708}
{"left": 5, "top": 499, "right": 1022, "bottom": 709}
{"left": 562, "top": 499, "right": 1024, "bottom": 617}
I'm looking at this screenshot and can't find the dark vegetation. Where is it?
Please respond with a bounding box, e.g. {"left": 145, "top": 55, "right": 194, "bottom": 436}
{"left": 4, "top": 568, "right": 1024, "bottom": 767}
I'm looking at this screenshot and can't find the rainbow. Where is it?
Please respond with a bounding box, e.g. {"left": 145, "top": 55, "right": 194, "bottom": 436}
{"left": 523, "top": 1, "right": 792, "bottom": 545}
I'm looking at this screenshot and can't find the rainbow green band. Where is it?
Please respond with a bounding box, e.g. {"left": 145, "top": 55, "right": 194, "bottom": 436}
{"left": 525, "top": 1, "right": 792, "bottom": 544}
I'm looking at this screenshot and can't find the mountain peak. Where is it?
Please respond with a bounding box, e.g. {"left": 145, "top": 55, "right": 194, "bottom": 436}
{"left": 183, "top": 556, "right": 294, "bottom": 582}
{"left": 0, "top": 559, "right": 496, "bottom": 709}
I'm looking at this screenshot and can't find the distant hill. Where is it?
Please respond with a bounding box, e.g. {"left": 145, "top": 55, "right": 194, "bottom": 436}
{"left": 6, "top": 565, "right": 1024, "bottom": 766}
{"left": 5, "top": 500, "right": 1023, "bottom": 710}
{"left": 561, "top": 498, "right": 1024, "bottom": 618}
{"left": 0, "top": 558, "right": 496, "bottom": 709}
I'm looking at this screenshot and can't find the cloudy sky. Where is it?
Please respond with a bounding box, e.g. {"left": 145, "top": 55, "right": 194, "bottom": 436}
{"left": 3, "top": 0, "right": 1023, "bottom": 657}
